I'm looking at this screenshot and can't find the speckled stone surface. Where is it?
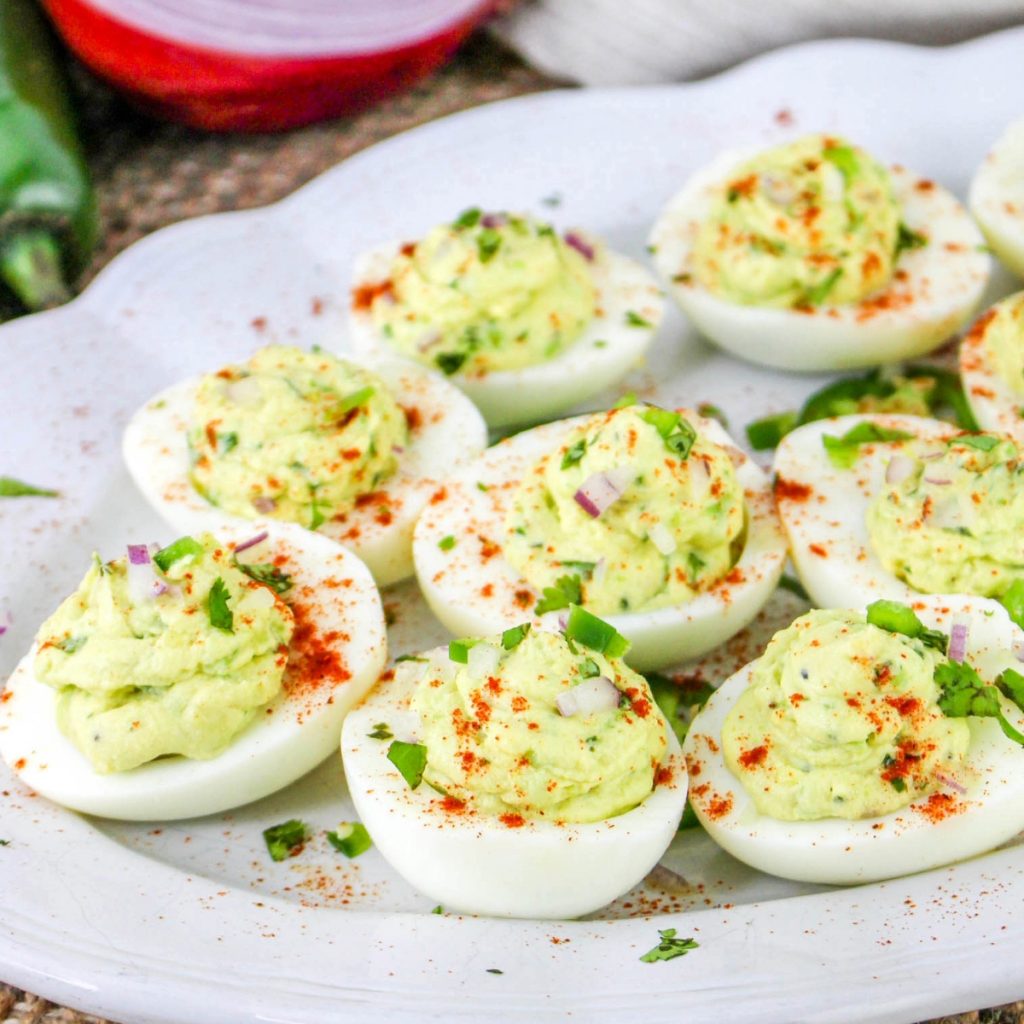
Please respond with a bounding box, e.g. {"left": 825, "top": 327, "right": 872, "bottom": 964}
{"left": 0, "top": 28, "right": 1020, "bottom": 1024}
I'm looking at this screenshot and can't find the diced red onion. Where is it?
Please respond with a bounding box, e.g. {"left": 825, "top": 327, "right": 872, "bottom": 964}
{"left": 226, "top": 376, "right": 262, "bottom": 406}
{"left": 933, "top": 770, "right": 967, "bottom": 795}
{"left": 252, "top": 496, "right": 277, "bottom": 514}
{"left": 649, "top": 523, "right": 677, "bottom": 556}
{"left": 393, "top": 445, "right": 405, "bottom": 454}
{"left": 918, "top": 446, "right": 946, "bottom": 461}
{"left": 761, "top": 173, "right": 797, "bottom": 207}
{"left": 574, "top": 465, "right": 637, "bottom": 518}
{"left": 564, "top": 231, "right": 595, "bottom": 262}
{"left": 126, "top": 544, "right": 165, "bottom": 602}
{"left": 416, "top": 329, "right": 442, "bottom": 353}
{"left": 885, "top": 455, "right": 916, "bottom": 485}
{"left": 481, "top": 213, "right": 506, "bottom": 228}
{"left": 555, "top": 675, "right": 620, "bottom": 717}
{"left": 558, "top": 612, "right": 569, "bottom": 632}
{"left": 923, "top": 475, "right": 952, "bottom": 486}
{"left": 467, "top": 642, "right": 501, "bottom": 678}
{"left": 234, "top": 530, "right": 269, "bottom": 555}
{"left": 127, "top": 544, "right": 151, "bottom": 566}
{"left": 948, "top": 619, "right": 969, "bottom": 662}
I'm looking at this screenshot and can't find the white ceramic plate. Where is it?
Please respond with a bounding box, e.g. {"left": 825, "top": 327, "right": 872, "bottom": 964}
{"left": 3, "top": 28, "right": 1024, "bottom": 1024}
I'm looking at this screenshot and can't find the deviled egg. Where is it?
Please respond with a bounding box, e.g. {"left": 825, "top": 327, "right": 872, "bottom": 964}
{"left": 123, "top": 344, "right": 487, "bottom": 586}
{"left": 683, "top": 595, "right": 1024, "bottom": 884}
{"left": 413, "top": 404, "right": 786, "bottom": 671}
{"left": 348, "top": 209, "right": 664, "bottom": 427}
{"left": 342, "top": 613, "right": 686, "bottom": 918}
{"left": 774, "top": 412, "right": 1024, "bottom": 612}
{"left": 650, "top": 134, "right": 990, "bottom": 371}
{"left": 960, "top": 290, "right": 1024, "bottom": 440}
{"left": 0, "top": 523, "right": 387, "bottom": 820}
{"left": 969, "top": 116, "right": 1024, "bottom": 280}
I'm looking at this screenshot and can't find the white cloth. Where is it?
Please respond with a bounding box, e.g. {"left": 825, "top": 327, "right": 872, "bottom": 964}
{"left": 491, "top": 0, "right": 1024, "bottom": 85}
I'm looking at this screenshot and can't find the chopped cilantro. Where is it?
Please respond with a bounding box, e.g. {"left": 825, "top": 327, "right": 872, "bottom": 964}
{"left": 453, "top": 207, "right": 481, "bottom": 229}
{"left": 560, "top": 560, "right": 596, "bottom": 576}
{"left": 501, "top": 623, "right": 531, "bottom": 650}
{"left": 952, "top": 433, "right": 1000, "bottom": 452}
{"left": 697, "top": 403, "right": 729, "bottom": 428}
{"left": 387, "top": 740, "right": 428, "bottom": 789}
{"left": 336, "top": 386, "right": 375, "bottom": 415}
{"left": 822, "top": 144, "right": 859, "bottom": 181}
{"left": 639, "top": 928, "right": 699, "bottom": 964}
{"left": 579, "top": 657, "right": 601, "bottom": 678}
{"left": 777, "top": 574, "right": 810, "bottom": 602}
{"left": 217, "top": 431, "right": 238, "bottom": 454}
{"left": 895, "top": 223, "right": 928, "bottom": 257}
{"left": 0, "top": 476, "right": 59, "bottom": 498}
{"left": 999, "top": 580, "right": 1024, "bottom": 632}
{"left": 0, "top": 839, "right": 8, "bottom": 846}
{"left": 476, "top": 481, "right": 490, "bottom": 492}
{"left": 436, "top": 351, "right": 467, "bottom": 376}
{"left": 646, "top": 671, "right": 714, "bottom": 747}
{"left": 625, "top": 310, "right": 652, "bottom": 328}
{"left": 821, "top": 423, "right": 914, "bottom": 469}
{"left": 746, "top": 412, "right": 798, "bottom": 451}
{"left": 678, "top": 800, "right": 701, "bottom": 831}
{"left": 564, "top": 605, "right": 630, "bottom": 659}
{"left": 152, "top": 535, "right": 203, "bottom": 572}
{"left": 936, "top": 661, "right": 1024, "bottom": 746}
{"left": 477, "top": 228, "right": 502, "bottom": 263}
{"left": 432, "top": 904, "right": 444, "bottom": 914}
{"left": 56, "top": 635, "right": 87, "bottom": 654}
{"left": 368, "top": 722, "right": 393, "bottom": 740}
{"left": 866, "top": 600, "right": 948, "bottom": 653}
{"left": 207, "top": 577, "right": 234, "bottom": 633}
{"left": 534, "top": 574, "right": 582, "bottom": 615}
{"left": 560, "top": 438, "right": 587, "bottom": 470}
{"left": 263, "top": 819, "right": 308, "bottom": 862}
{"left": 236, "top": 562, "right": 293, "bottom": 594}
{"left": 640, "top": 406, "right": 696, "bottom": 459}
{"left": 686, "top": 551, "right": 705, "bottom": 585}
{"left": 395, "top": 654, "right": 427, "bottom": 663}
{"left": 613, "top": 392, "right": 638, "bottom": 409}
{"left": 326, "top": 823, "right": 372, "bottom": 859}
{"left": 889, "top": 776, "right": 907, "bottom": 793}
{"left": 802, "top": 267, "right": 844, "bottom": 307}
{"left": 438, "top": 535, "right": 457, "bottom": 551}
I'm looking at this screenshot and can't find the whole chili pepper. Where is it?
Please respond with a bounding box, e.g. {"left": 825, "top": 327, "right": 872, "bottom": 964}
{"left": 0, "top": 0, "right": 97, "bottom": 314}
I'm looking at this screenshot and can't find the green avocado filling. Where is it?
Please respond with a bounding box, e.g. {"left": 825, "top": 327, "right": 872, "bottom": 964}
{"left": 188, "top": 345, "right": 407, "bottom": 529}
{"left": 976, "top": 290, "right": 1024, "bottom": 395}
{"left": 503, "top": 406, "right": 745, "bottom": 615}
{"left": 369, "top": 210, "right": 597, "bottom": 376}
{"left": 722, "top": 608, "right": 970, "bottom": 820}
{"left": 692, "top": 134, "right": 903, "bottom": 309}
{"left": 867, "top": 434, "right": 1024, "bottom": 596}
{"left": 33, "top": 534, "right": 294, "bottom": 773}
{"left": 410, "top": 626, "right": 666, "bottom": 823}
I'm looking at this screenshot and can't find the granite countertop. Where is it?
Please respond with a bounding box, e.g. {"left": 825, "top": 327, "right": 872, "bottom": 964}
{"left": 1, "top": 28, "right": 1020, "bottom": 1024}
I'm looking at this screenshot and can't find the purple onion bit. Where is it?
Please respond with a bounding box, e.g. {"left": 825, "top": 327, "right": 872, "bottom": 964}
{"left": 564, "top": 231, "right": 595, "bottom": 262}
{"left": 481, "top": 213, "right": 507, "bottom": 228}
{"left": 234, "top": 530, "right": 269, "bottom": 555}
{"left": 948, "top": 620, "right": 969, "bottom": 662}
{"left": 252, "top": 496, "right": 277, "bottom": 514}
{"left": 127, "top": 544, "right": 151, "bottom": 566}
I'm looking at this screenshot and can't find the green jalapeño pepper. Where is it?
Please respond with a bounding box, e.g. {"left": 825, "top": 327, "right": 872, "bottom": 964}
{"left": 0, "top": 0, "right": 97, "bottom": 313}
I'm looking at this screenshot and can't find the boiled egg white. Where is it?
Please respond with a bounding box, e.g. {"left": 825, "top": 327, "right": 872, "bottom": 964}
{"left": 341, "top": 645, "right": 686, "bottom": 918}
{"left": 123, "top": 352, "right": 487, "bottom": 587}
{"left": 347, "top": 231, "right": 664, "bottom": 429}
{"left": 0, "top": 521, "right": 386, "bottom": 821}
{"left": 650, "top": 147, "right": 990, "bottom": 372}
{"left": 412, "top": 411, "right": 786, "bottom": 672}
{"left": 960, "top": 290, "right": 1024, "bottom": 441}
{"left": 969, "top": 116, "right": 1024, "bottom": 281}
{"left": 773, "top": 412, "right": 962, "bottom": 609}
{"left": 682, "top": 594, "right": 1024, "bottom": 884}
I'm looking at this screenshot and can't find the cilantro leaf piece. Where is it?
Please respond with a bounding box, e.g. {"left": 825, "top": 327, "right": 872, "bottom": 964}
{"left": 207, "top": 577, "right": 234, "bottom": 632}
{"left": 613, "top": 392, "right": 638, "bottom": 409}
{"left": 746, "top": 411, "right": 798, "bottom": 451}
{"left": 217, "top": 431, "right": 238, "bottom": 454}
{"left": 822, "top": 144, "right": 859, "bottom": 182}
{"left": 866, "top": 599, "right": 948, "bottom": 653}
{"left": 625, "top": 310, "right": 652, "bottom": 328}
{"left": 678, "top": 801, "right": 701, "bottom": 831}
{"left": 387, "top": 740, "right": 428, "bottom": 789}
{"left": 560, "top": 560, "right": 596, "bottom": 576}
{"left": 895, "top": 223, "right": 928, "bottom": 258}
{"left": 639, "top": 928, "right": 699, "bottom": 964}
{"left": 999, "top": 580, "right": 1024, "bottom": 632}
{"left": 326, "top": 823, "right": 372, "bottom": 859}
{"left": 336, "top": 386, "right": 375, "bottom": 416}
{"left": 0, "top": 476, "right": 60, "bottom": 498}
{"left": 534, "top": 574, "right": 582, "bottom": 616}
{"left": 368, "top": 722, "right": 393, "bottom": 740}
{"left": 686, "top": 551, "right": 705, "bottom": 585}
{"left": 0, "top": 839, "right": 9, "bottom": 846}
{"left": 802, "top": 267, "right": 843, "bottom": 307}
{"left": 822, "top": 423, "right": 914, "bottom": 469}
{"left": 453, "top": 207, "right": 481, "bottom": 229}
{"left": 560, "top": 438, "right": 587, "bottom": 470}
{"left": 778, "top": 574, "right": 810, "bottom": 602}
{"left": 438, "top": 535, "right": 457, "bottom": 551}
{"left": 646, "top": 671, "right": 714, "bottom": 747}
{"left": 236, "top": 562, "right": 293, "bottom": 594}
{"left": 486, "top": 968, "right": 504, "bottom": 975}
{"left": 996, "top": 667, "right": 1024, "bottom": 713}
{"left": 56, "top": 635, "right": 87, "bottom": 654}
{"left": 501, "top": 623, "right": 531, "bottom": 650}
{"left": 477, "top": 228, "right": 502, "bottom": 263}
{"left": 431, "top": 905, "right": 444, "bottom": 914}
{"left": 936, "top": 661, "right": 1024, "bottom": 746}
{"left": 564, "top": 604, "right": 630, "bottom": 658}
{"left": 436, "top": 351, "right": 467, "bottom": 376}
{"left": 952, "top": 433, "right": 1000, "bottom": 452}
{"left": 152, "top": 535, "right": 203, "bottom": 572}
{"left": 263, "top": 819, "right": 308, "bottom": 862}
{"left": 697, "top": 403, "right": 729, "bottom": 428}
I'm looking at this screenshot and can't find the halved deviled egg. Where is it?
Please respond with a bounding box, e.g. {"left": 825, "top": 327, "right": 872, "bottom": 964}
{"left": 969, "top": 116, "right": 1024, "bottom": 280}
{"left": 774, "top": 412, "right": 1024, "bottom": 611}
{"left": 348, "top": 209, "right": 664, "bottom": 428}
{"left": 123, "top": 344, "right": 487, "bottom": 587}
{"left": 342, "top": 616, "right": 686, "bottom": 918}
{"left": 0, "top": 523, "right": 386, "bottom": 820}
{"left": 650, "top": 134, "right": 990, "bottom": 371}
{"left": 683, "top": 595, "right": 1024, "bottom": 884}
{"left": 413, "top": 404, "right": 786, "bottom": 671}
{"left": 960, "top": 290, "right": 1024, "bottom": 440}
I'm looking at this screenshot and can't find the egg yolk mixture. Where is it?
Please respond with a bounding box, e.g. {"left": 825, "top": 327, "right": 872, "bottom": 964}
{"left": 368, "top": 210, "right": 597, "bottom": 376}
{"left": 722, "top": 609, "right": 969, "bottom": 820}
{"left": 503, "top": 406, "right": 745, "bottom": 615}
{"left": 410, "top": 627, "right": 666, "bottom": 823}
{"left": 868, "top": 434, "right": 1024, "bottom": 595}
{"left": 189, "top": 345, "right": 407, "bottom": 529}
{"left": 33, "top": 534, "right": 294, "bottom": 773}
{"left": 692, "top": 134, "right": 902, "bottom": 309}
{"left": 976, "top": 290, "right": 1024, "bottom": 394}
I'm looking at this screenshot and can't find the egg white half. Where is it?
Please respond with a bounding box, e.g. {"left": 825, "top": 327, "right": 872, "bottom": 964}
{"left": 960, "top": 295, "right": 1024, "bottom": 442}
{"left": 122, "top": 354, "right": 487, "bottom": 587}
{"left": 0, "top": 521, "right": 387, "bottom": 821}
{"left": 682, "top": 594, "right": 1024, "bottom": 885}
{"left": 412, "top": 412, "right": 786, "bottom": 672}
{"left": 650, "top": 148, "right": 990, "bottom": 372}
{"left": 341, "top": 650, "right": 687, "bottom": 919}
{"left": 773, "top": 413, "right": 961, "bottom": 609}
{"left": 969, "top": 116, "right": 1024, "bottom": 281}
{"left": 347, "top": 236, "right": 664, "bottom": 429}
